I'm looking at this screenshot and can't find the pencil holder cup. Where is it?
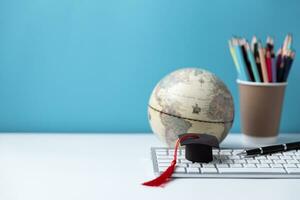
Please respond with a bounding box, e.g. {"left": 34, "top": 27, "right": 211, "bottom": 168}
{"left": 237, "top": 80, "right": 287, "bottom": 146}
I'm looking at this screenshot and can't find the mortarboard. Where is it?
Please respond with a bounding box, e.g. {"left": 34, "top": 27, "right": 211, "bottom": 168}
{"left": 179, "top": 133, "right": 219, "bottom": 163}
{"left": 142, "top": 133, "right": 220, "bottom": 187}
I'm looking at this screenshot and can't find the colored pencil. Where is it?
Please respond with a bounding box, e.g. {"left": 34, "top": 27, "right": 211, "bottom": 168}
{"left": 277, "top": 54, "right": 287, "bottom": 82}
{"left": 282, "top": 51, "right": 295, "bottom": 82}
{"left": 266, "top": 36, "right": 274, "bottom": 82}
{"left": 245, "top": 42, "right": 261, "bottom": 82}
{"left": 232, "top": 38, "right": 250, "bottom": 81}
{"left": 240, "top": 39, "right": 255, "bottom": 81}
{"left": 253, "top": 37, "right": 264, "bottom": 81}
{"left": 271, "top": 56, "right": 276, "bottom": 82}
{"left": 276, "top": 49, "right": 283, "bottom": 82}
{"left": 251, "top": 36, "right": 257, "bottom": 52}
{"left": 228, "top": 40, "right": 242, "bottom": 78}
{"left": 282, "top": 34, "right": 291, "bottom": 56}
{"left": 266, "top": 50, "right": 273, "bottom": 82}
{"left": 258, "top": 43, "right": 269, "bottom": 83}
{"left": 270, "top": 38, "right": 276, "bottom": 82}
{"left": 272, "top": 49, "right": 281, "bottom": 83}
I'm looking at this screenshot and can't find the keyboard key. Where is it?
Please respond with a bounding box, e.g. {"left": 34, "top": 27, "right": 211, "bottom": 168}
{"left": 270, "top": 164, "right": 283, "bottom": 168}
{"left": 157, "top": 158, "right": 173, "bottom": 162}
{"left": 210, "top": 159, "right": 221, "bottom": 164}
{"left": 284, "top": 164, "right": 297, "bottom": 168}
{"left": 256, "top": 164, "right": 270, "bottom": 168}
{"left": 218, "top": 168, "right": 286, "bottom": 174}
{"left": 216, "top": 164, "right": 229, "bottom": 168}
{"left": 212, "top": 149, "right": 220, "bottom": 154}
{"left": 234, "top": 160, "right": 246, "bottom": 164}
{"left": 243, "top": 164, "right": 256, "bottom": 168}
{"left": 260, "top": 159, "right": 273, "bottom": 164}
{"left": 156, "top": 154, "right": 171, "bottom": 157}
{"left": 229, "top": 164, "right": 242, "bottom": 168}
{"left": 168, "top": 150, "right": 175, "bottom": 154}
{"left": 282, "top": 151, "right": 296, "bottom": 156}
{"left": 187, "top": 168, "right": 200, "bottom": 173}
{"left": 220, "top": 149, "right": 233, "bottom": 153}
{"left": 294, "top": 151, "right": 300, "bottom": 155}
{"left": 274, "top": 160, "right": 286, "bottom": 164}
{"left": 232, "top": 149, "right": 244, "bottom": 154}
{"left": 272, "top": 153, "right": 283, "bottom": 156}
{"left": 286, "top": 159, "right": 299, "bottom": 164}
{"left": 202, "top": 164, "right": 216, "bottom": 168}
{"left": 220, "top": 151, "right": 232, "bottom": 155}
{"left": 201, "top": 168, "right": 218, "bottom": 173}
{"left": 189, "top": 163, "right": 201, "bottom": 168}
{"left": 286, "top": 168, "right": 300, "bottom": 174}
{"left": 176, "top": 163, "right": 188, "bottom": 167}
{"left": 221, "top": 160, "right": 234, "bottom": 164}
{"left": 215, "top": 155, "right": 227, "bottom": 159}
{"left": 174, "top": 167, "right": 186, "bottom": 173}
{"left": 247, "top": 160, "right": 259, "bottom": 164}
{"left": 280, "top": 156, "right": 292, "bottom": 160}
{"left": 156, "top": 151, "right": 167, "bottom": 155}
{"left": 180, "top": 160, "right": 192, "bottom": 164}
{"left": 269, "top": 156, "right": 280, "bottom": 160}
{"left": 157, "top": 155, "right": 173, "bottom": 159}
{"left": 158, "top": 163, "right": 171, "bottom": 167}
{"left": 256, "top": 156, "right": 267, "bottom": 160}
{"left": 229, "top": 155, "right": 241, "bottom": 160}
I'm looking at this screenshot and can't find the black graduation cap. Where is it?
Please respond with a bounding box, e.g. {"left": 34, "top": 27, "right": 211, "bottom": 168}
{"left": 179, "top": 133, "right": 219, "bottom": 163}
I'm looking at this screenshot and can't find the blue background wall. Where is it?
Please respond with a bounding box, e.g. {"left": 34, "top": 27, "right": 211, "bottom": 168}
{"left": 0, "top": 0, "right": 299, "bottom": 133}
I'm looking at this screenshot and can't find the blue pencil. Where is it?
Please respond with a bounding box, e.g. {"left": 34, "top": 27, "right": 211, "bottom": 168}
{"left": 245, "top": 42, "right": 260, "bottom": 82}
{"left": 232, "top": 39, "right": 249, "bottom": 81}
{"left": 272, "top": 49, "right": 282, "bottom": 82}
{"left": 282, "top": 51, "right": 295, "bottom": 82}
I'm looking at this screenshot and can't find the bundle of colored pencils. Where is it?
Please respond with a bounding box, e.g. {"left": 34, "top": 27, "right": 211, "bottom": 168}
{"left": 229, "top": 34, "right": 295, "bottom": 83}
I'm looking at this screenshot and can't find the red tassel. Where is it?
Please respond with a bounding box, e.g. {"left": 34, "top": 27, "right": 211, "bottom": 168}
{"left": 142, "top": 134, "right": 199, "bottom": 187}
{"left": 142, "top": 160, "right": 176, "bottom": 187}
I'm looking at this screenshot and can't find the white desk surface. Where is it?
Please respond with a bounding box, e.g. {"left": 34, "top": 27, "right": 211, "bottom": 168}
{"left": 0, "top": 133, "right": 300, "bottom": 200}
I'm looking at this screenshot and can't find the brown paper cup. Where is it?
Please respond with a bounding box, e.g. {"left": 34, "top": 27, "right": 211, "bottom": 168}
{"left": 237, "top": 80, "right": 287, "bottom": 144}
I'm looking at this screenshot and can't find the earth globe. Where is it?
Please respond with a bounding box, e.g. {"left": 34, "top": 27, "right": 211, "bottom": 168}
{"left": 148, "top": 68, "right": 234, "bottom": 147}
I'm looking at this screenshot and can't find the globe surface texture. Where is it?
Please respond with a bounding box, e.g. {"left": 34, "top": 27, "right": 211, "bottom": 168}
{"left": 148, "top": 68, "right": 234, "bottom": 147}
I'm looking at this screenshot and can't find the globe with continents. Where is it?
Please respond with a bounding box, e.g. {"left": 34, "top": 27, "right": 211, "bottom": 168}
{"left": 148, "top": 68, "right": 234, "bottom": 147}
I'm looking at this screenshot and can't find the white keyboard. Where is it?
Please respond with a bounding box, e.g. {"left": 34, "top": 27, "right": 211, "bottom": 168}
{"left": 151, "top": 147, "right": 300, "bottom": 178}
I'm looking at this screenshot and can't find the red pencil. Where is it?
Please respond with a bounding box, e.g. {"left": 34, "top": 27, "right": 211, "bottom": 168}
{"left": 266, "top": 50, "right": 272, "bottom": 82}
